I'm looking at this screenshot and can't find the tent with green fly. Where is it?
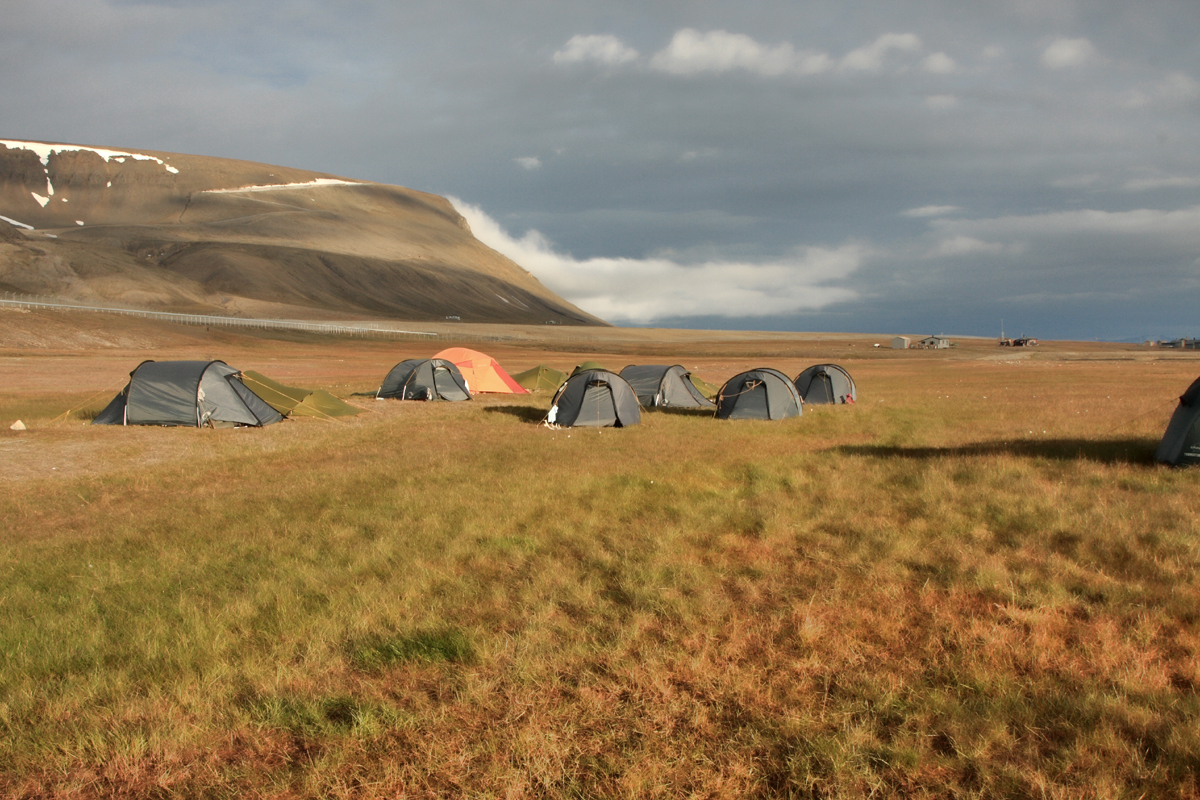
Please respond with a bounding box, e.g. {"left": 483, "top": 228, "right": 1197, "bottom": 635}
{"left": 570, "top": 360, "right": 607, "bottom": 376}
{"left": 240, "top": 371, "right": 362, "bottom": 418}
{"left": 92, "top": 360, "right": 282, "bottom": 427}
{"left": 512, "top": 364, "right": 568, "bottom": 392}
{"left": 689, "top": 373, "right": 719, "bottom": 400}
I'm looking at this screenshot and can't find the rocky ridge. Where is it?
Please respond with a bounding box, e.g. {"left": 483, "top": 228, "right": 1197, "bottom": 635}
{"left": 0, "top": 139, "right": 602, "bottom": 325}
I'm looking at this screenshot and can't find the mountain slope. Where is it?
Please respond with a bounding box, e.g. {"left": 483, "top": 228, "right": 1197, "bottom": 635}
{"left": 0, "top": 139, "right": 604, "bottom": 324}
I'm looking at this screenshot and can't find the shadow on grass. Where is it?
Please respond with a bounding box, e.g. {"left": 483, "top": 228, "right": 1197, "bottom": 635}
{"left": 482, "top": 405, "right": 547, "bottom": 423}
{"left": 833, "top": 437, "right": 1160, "bottom": 465}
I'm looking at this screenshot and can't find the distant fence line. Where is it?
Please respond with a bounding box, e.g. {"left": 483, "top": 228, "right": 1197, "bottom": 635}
{"left": 0, "top": 293, "right": 602, "bottom": 344}
{"left": 0, "top": 293, "right": 439, "bottom": 341}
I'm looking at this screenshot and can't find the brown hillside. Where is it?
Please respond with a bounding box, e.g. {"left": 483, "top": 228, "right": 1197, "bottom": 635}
{"left": 0, "top": 139, "right": 604, "bottom": 325}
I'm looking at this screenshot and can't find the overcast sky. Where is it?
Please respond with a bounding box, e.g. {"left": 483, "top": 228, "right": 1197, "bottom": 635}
{"left": 4, "top": 0, "right": 1200, "bottom": 339}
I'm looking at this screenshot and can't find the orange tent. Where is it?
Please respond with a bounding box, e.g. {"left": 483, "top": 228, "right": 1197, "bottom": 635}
{"left": 433, "top": 347, "right": 528, "bottom": 394}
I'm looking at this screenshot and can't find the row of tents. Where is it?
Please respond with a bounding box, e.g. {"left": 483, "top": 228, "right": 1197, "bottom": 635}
{"left": 90, "top": 347, "right": 857, "bottom": 429}
{"left": 547, "top": 364, "right": 856, "bottom": 427}
{"left": 375, "top": 354, "right": 858, "bottom": 428}
{"left": 82, "top": 345, "right": 1200, "bottom": 469}
{"left": 90, "top": 347, "right": 523, "bottom": 428}
{"left": 377, "top": 356, "right": 1200, "bottom": 466}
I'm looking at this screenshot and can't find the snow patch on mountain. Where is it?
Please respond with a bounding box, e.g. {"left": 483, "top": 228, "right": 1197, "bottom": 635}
{"left": 0, "top": 215, "right": 33, "bottom": 229}
{"left": 201, "top": 178, "right": 362, "bottom": 194}
{"left": 0, "top": 139, "right": 180, "bottom": 174}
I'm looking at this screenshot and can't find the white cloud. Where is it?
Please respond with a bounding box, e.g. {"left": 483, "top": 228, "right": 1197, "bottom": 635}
{"left": 553, "top": 34, "right": 638, "bottom": 66}
{"left": 903, "top": 205, "right": 1200, "bottom": 316}
{"left": 840, "top": 33, "right": 922, "bottom": 72}
{"left": 923, "top": 206, "right": 1200, "bottom": 267}
{"left": 1120, "top": 72, "right": 1200, "bottom": 109}
{"left": 451, "top": 197, "right": 863, "bottom": 323}
{"left": 649, "top": 29, "right": 832, "bottom": 77}
{"left": 903, "top": 205, "right": 961, "bottom": 218}
{"left": 514, "top": 156, "right": 541, "bottom": 170}
{"left": 925, "top": 94, "right": 958, "bottom": 109}
{"left": 921, "top": 52, "right": 956, "bottom": 74}
{"left": 1040, "top": 37, "right": 1097, "bottom": 69}
{"left": 1124, "top": 176, "right": 1200, "bottom": 192}
{"left": 931, "top": 235, "right": 1010, "bottom": 257}
{"left": 679, "top": 148, "right": 719, "bottom": 162}
{"left": 647, "top": 29, "right": 943, "bottom": 79}
{"left": 936, "top": 206, "right": 1200, "bottom": 238}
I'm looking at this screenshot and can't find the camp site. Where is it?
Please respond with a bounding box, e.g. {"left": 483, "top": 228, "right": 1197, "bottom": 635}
{"left": 6, "top": 0, "right": 1200, "bottom": 785}
{"left": 3, "top": 314, "right": 1200, "bottom": 797}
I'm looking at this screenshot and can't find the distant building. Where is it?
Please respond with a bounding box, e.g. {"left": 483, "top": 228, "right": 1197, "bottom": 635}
{"left": 918, "top": 335, "right": 951, "bottom": 349}
{"left": 892, "top": 336, "right": 911, "bottom": 349}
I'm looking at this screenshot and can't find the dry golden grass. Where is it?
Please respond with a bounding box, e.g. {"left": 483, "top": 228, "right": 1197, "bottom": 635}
{"left": 2, "top": 315, "right": 1199, "bottom": 798}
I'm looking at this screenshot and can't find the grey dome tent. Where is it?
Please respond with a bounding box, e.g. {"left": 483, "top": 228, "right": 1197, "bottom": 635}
{"left": 716, "top": 368, "right": 802, "bottom": 421}
{"left": 377, "top": 358, "right": 471, "bottom": 401}
{"left": 619, "top": 364, "right": 715, "bottom": 410}
{"left": 1156, "top": 376, "right": 1200, "bottom": 465}
{"left": 547, "top": 369, "right": 641, "bottom": 428}
{"left": 92, "top": 360, "right": 283, "bottom": 427}
{"left": 794, "top": 364, "right": 857, "bottom": 405}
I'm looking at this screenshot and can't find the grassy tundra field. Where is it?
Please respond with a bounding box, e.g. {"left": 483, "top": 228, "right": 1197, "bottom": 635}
{"left": 2, "top": 309, "right": 1199, "bottom": 798}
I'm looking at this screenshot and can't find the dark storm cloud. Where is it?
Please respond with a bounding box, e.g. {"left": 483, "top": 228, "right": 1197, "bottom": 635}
{"left": 2, "top": 0, "right": 1198, "bottom": 338}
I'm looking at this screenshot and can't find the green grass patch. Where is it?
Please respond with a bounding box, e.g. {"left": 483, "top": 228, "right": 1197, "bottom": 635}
{"left": 347, "top": 628, "right": 477, "bottom": 671}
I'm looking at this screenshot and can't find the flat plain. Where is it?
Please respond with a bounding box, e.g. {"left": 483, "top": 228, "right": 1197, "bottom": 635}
{"left": 2, "top": 308, "right": 1199, "bottom": 798}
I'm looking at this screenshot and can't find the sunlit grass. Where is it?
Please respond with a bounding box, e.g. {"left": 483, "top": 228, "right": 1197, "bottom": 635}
{"left": 2, "top": 351, "right": 1199, "bottom": 796}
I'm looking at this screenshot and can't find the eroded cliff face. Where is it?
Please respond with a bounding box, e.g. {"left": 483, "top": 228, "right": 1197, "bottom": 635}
{"left": 0, "top": 140, "right": 604, "bottom": 325}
